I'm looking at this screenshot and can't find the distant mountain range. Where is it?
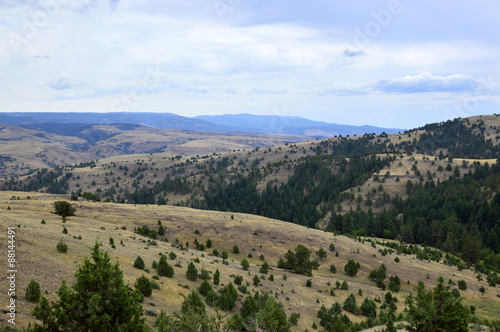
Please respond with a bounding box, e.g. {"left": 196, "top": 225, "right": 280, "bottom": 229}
{"left": 0, "top": 112, "right": 404, "bottom": 137}
{"left": 195, "top": 114, "right": 404, "bottom": 137}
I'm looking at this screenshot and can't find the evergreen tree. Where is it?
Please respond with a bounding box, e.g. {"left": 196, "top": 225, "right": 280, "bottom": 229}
{"left": 462, "top": 236, "right": 481, "bottom": 264}
{"left": 181, "top": 291, "right": 206, "bottom": 316}
{"left": 25, "top": 279, "right": 41, "bottom": 303}
{"left": 405, "top": 279, "right": 471, "bottom": 331}
{"left": 198, "top": 280, "right": 213, "bottom": 297}
{"left": 344, "top": 259, "right": 360, "bottom": 276}
{"left": 257, "top": 297, "right": 290, "bottom": 332}
{"left": 253, "top": 274, "right": 261, "bottom": 286}
{"left": 316, "top": 248, "right": 327, "bottom": 259}
{"left": 442, "top": 232, "right": 456, "bottom": 254}
{"left": 186, "top": 262, "right": 198, "bottom": 281}
{"left": 213, "top": 268, "right": 220, "bottom": 285}
{"left": 157, "top": 254, "right": 174, "bottom": 277}
{"left": 218, "top": 283, "right": 238, "bottom": 311}
{"left": 487, "top": 229, "right": 499, "bottom": 254}
{"left": 134, "top": 275, "right": 153, "bottom": 297}
{"left": 31, "top": 242, "right": 146, "bottom": 331}
{"left": 241, "top": 258, "right": 250, "bottom": 270}
{"left": 259, "top": 261, "right": 270, "bottom": 274}
{"left": 342, "top": 294, "right": 359, "bottom": 314}
{"left": 53, "top": 201, "right": 76, "bottom": 219}
{"left": 279, "top": 245, "right": 313, "bottom": 276}
{"left": 133, "top": 256, "right": 145, "bottom": 270}
{"left": 360, "top": 297, "right": 377, "bottom": 318}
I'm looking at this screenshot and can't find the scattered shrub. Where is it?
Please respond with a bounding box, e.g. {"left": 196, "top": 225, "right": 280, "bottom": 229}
{"left": 134, "top": 275, "right": 153, "bottom": 297}
{"left": 25, "top": 279, "right": 41, "bottom": 303}
{"left": 344, "top": 259, "right": 360, "bottom": 276}
{"left": 134, "top": 256, "right": 145, "bottom": 270}
{"left": 56, "top": 240, "right": 68, "bottom": 253}
{"left": 186, "top": 262, "right": 198, "bottom": 281}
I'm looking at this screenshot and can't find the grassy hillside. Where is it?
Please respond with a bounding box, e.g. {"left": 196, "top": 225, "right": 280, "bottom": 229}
{"left": 2, "top": 117, "right": 500, "bottom": 266}
{"left": 1, "top": 191, "right": 499, "bottom": 331}
{"left": 0, "top": 123, "right": 309, "bottom": 177}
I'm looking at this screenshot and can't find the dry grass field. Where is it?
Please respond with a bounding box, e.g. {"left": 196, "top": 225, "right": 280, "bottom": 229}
{"left": 0, "top": 124, "right": 309, "bottom": 177}
{"left": 1, "top": 115, "right": 500, "bottom": 330}
{"left": 0, "top": 191, "right": 498, "bottom": 331}
{"left": 339, "top": 154, "right": 498, "bottom": 215}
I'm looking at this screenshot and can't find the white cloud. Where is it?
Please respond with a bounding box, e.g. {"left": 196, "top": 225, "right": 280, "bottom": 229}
{"left": 343, "top": 49, "right": 365, "bottom": 57}
{"left": 373, "top": 72, "right": 479, "bottom": 93}
{"left": 0, "top": 1, "right": 500, "bottom": 128}
{"left": 46, "top": 76, "right": 83, "bottom": 90}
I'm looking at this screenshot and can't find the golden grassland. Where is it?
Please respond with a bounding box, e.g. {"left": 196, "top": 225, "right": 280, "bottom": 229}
{"left": 0, "top": 124, "right": 309, "bottom": 177}
{"left": 0, "top": 191, "right": 499, "bottom": 331}
{"left": 339, "top": 154, "right": 498, "bottom": 214}
{"left": 3, "top": 115, "right": 500, "bottom": 209}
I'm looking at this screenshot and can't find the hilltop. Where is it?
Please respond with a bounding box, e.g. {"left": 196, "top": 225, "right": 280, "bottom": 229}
{"left": 0, "top": 191, "right": 498, "bottom": 331}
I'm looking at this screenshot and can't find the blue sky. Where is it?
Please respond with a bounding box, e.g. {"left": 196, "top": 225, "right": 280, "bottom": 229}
{"left": 1, "top": 0, "right": 499, "bottom": 128}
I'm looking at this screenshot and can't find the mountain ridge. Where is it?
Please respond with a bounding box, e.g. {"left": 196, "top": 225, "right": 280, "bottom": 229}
{"left": 0, "top": 112, "right": 404, "bottom": 137}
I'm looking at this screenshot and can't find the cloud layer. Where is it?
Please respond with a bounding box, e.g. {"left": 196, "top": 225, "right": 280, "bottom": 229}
{"left": 374, "top": 73, "right": 479, "bottom": 93}
{"left": 0, "top": 0, "right": 499, "bottom": 128}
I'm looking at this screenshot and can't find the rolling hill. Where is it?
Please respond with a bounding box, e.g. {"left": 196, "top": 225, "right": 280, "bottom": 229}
{"left": 0, "top": 191, "right": 498, "bottom": 331}
{"left": 1, "top": 114, "right": 500, "bottom": 331}
{"left": 0, "top": 123, "right": 309, "bottom": 177}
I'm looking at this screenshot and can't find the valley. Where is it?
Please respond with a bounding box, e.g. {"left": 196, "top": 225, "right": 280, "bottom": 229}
{"left": 0, "top": 114, "right": 500, "bottom": 331}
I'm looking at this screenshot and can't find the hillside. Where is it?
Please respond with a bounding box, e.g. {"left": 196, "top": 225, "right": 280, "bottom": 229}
{"left": 1, "top": 115, "right": 500, "bottom": 330}
{"left": 0, "top": 123, "right": 309, "bottom": 177}
{"left": 3, "top": 115, "right": 498, "bottom": 209}
{"left": 2, "top": 116, "right": 500, "bottom": 257}
{"left": 0, "top": 191, "right": 498, "bottom": 331}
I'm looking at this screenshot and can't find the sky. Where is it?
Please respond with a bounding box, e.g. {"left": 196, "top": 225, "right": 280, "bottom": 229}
{"left": 1, "top": 0, "right": 500, "bottom": 129}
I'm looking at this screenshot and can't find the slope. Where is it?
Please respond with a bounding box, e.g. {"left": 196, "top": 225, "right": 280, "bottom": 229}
{"left": 0, "top": 191, "right": 498, "bottom": 331}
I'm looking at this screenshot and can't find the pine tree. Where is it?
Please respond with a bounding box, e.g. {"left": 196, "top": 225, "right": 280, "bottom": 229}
{"left": 344, "top": 259, "right": 360, "bottom": 276}
{"left": 134, "top": 275, "right": 153, "bottom": 297}
{"left": 198, "top": 280, "right": 213, "bottom": 296}
{"left": 213, "top": 268, "right": 220, "bottom": 285}
{"left": 405, "top": 279, "right": 471, "bottom": 331}
{"left": 25, "top": 279, "right": 41, "bottom": 303}
{"left": 259, "top": 261, "right": 270, "bottom": 274}
{"left": 253, "top": 274, "right": 260, "bottom": 286}
{"left": 360, "top": 297, "right": 377, "bottom": 318}
{"left": 181, "top": 291, "right": 206, "bottom": 316}
{"left": 257, "top": 297, "right": 291, "bottom": 332}
{"left": 53, "top": 201, "right": 76, "bottom": 219}
{"left": 487, "top": 229, "right": 499, "bottom": 254}
{"left": 462, "top": 236, "right": 481, "bottom": 264}
{"left": 133, "top": 256, "right": 145, "bottom": 270}
{"left": 241, "top": 258, "right": 250, "bottom": 270}
{"left": 279, "top": 245, "right": 313, "bottom": 276}
{"left": 442, "top": 232, "right": 456, "bottom": 254}
{"left": 316, "top": 248, "right": 327, "bottom": 259}
{"left": 186, "top": 262, "right": 198, "bottom": 281}
{"left": 31, "top": 242, "right": 146, "bottom": 331}
{"left": 157, "top": 254, "right": 174, "bottom": 277}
